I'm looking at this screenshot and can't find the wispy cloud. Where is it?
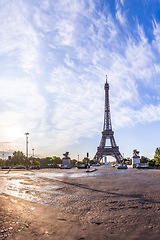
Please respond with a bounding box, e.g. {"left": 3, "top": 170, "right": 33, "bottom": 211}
{"left": 0, "top": 1, "right": 40, "bottom": 73}
{"left": 116, "top": 2, "right": 127, "bottom": 25}
{"left": 45, "top": 66, "right": 103, "bottom": 149}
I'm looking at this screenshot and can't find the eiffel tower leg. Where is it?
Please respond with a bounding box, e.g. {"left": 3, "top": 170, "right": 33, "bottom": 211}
{"left": 113, "top": 152, "right": 123, "bottom": 163}
{"left": 110, "top": 136, "right": 116, "bottom": 147}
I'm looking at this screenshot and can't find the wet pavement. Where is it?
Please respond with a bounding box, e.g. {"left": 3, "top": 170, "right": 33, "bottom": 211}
{"left": 0, "top": 166, "right": 128, "bottom": 208}
{"left": 2, "top": 166, "right": 160, "bottom": 239}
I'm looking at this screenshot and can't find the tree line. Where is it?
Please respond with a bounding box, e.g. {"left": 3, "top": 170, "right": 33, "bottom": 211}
{"left": 1, "top": 147, "right": 160, "bottom": 168}
{"left": 0, "top": 151, "right": 91, "bottom": 168}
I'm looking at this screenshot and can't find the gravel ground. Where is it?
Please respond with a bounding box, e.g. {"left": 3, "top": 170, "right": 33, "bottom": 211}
{"left": 1, "top": 166, "right": 160, "bottom": 239}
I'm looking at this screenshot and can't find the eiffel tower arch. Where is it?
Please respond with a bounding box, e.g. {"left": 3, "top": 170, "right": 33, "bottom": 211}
{"left": 94, "top": 76, "right": 123, "bottom": 163}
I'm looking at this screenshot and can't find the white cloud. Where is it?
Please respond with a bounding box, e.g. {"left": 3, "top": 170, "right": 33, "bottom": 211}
{"left": 120, "top": 0, "right": 124, "bottom": 6}
{"left": 116, "top": 2, "right": 127, "bottom": 25}
{"left": 45, "top": 66, "right": 103, "bottom": 149}
{"left": 152, "top": 19, "right": 160, "bottom": 53}
{"left": 113, "top": 103, "right": 160, "bottom": 129}
{"left": 116, "top": 9, "right": 126, "bottom": 25}
{"left": 0, "top": 0, "right": 41, "bottom": 74}
{"left": 64, "top": 54, "right": 74, "bottom": 67}
{"left": 0, "top": 76, "right": 47, "bottom": 150}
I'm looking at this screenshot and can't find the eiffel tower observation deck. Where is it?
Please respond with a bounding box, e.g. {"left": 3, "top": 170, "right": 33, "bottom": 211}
{"left": 94, "top": 76, "right": 123, "bottom": 163}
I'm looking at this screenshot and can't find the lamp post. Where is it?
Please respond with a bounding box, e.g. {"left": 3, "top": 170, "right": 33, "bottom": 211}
{"left": 25, "top": 133, "right": 29, "bottom": 170}
{"left": 8, "top": 156, "right": 11, "bottom": 171}
{"left": 32, "top": 148, "right": 35, "bottom": 157}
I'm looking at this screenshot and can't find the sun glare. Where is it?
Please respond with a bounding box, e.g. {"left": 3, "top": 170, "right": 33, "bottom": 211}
{"left": 8, "top": 126, "right": 22, "bottom": 141}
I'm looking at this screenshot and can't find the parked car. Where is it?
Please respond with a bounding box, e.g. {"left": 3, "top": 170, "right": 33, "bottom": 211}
{"left": 112, "top": 164, "right": 118, "bottom": 167}
{"left": 96, "top": 163, "right": 101, "bottom": 166}
{"left": 2, "top": 166, "right": 10, "bottom": 169}
{"left": 60, "top": 165, "right": 71, "bottom": 169}
{"left": 13, "top": 165, "right": 26, "bottom": 169}
{"left": 136, "top": 163, "right": 149, "bottom": 169}
{"left": 77, "top": 164, "right": 90, "bottom": 169}
{"left": 117, "top": 164, "right": 127, "bottom": 169}
{"left": 30, "top": 166, "right": 40, "bottom": 170}
{"left": 77, "top": 164, "right": 85, "bottom": 169}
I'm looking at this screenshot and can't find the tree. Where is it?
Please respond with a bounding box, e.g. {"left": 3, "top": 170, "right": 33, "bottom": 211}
{"left": 140, "top": 156, "right": 150, "bottom": 163}
{"left": 29, "top": 156, "right": 40, "bottom": 166}
{"left": 123, "top": 157, "right": 132, "bottom": 165}
{"left": 35, "top": 160, "right": 40, "bottom": 166}
{"left": 75, "top": 161, "right": 81, "bottom": 166}
{"left": 154, "top": 148, "right": 160, "bottom": 165}
{"left": 71, "top": 159, "right": 77, "bottom": 165}
{"left": 1, "top": 159, "right": 5, "bottom": 168}
{"left": 12, "top": 151, "right": 26, "bottom": 166}
{"left": 147, "top": 148, "right": 160, "bottom": 166}
{"left": 49, "top": 156, "right": 62, "bottom": 165}
{"left": 38, "top": 156, "right": 62, "bottom": 168}
{"left": 82, "top": 157, "right": 89, "bottom": 163}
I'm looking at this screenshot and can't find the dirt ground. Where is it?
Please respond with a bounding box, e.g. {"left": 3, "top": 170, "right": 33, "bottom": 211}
{"left": 1, "top": 166, "right": 160, "bottom": 239}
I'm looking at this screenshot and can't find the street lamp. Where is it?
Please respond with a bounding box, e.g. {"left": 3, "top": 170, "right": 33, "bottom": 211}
{"left": 25, "top": 133, "right": 29, "bottom": 170}
{"left": 32, "top": 148, "right": 35, "bottom": 157}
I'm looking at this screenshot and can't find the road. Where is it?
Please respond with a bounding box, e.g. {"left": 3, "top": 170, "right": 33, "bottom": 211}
{"left": 1, "top": 166, "right": 160, "bottom": 239}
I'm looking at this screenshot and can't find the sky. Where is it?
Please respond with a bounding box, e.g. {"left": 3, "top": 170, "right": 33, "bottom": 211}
{"left": 0, "top": 0, "right": 160, "bottom": 160}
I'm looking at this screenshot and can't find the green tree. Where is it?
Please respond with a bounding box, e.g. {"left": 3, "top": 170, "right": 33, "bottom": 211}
{"left": 38, "top": 156, "right": 62, "bottom": 168}
{"left": 82, "top": 157, "right": 89, "bottom": 163}
{"left": 12, "top": 151, "right": 26, "bottom": 166}
{"left": 152, "top": 148, "right": 160, "bottom": 166}
{"left": 5, "top": 159, "right": 9, "bottom": 166}
{"left": 89, "top": 160, "right": 94, "bottom": 165}
{"left": 140, "top": 156, "right": 150, "bottom": 163}
{"left": 148, "top": 159, "right": 155, "bottom": 166}
{"left": 71, "top": 159, "right": 77, "bottom": 165}
{"left": 35, "top": 160, "right": 40, "bottom": 166}
{"left": 52, "top": 156, "right": 62, "bottom": 164}
{"left": 28, "top": 157, "right": 40, "bottom": 166}
{"left": 75, "top": 161, "right": 82, "bottom": 166}
{"left": 1, "top": 159, "right": 5, "bottom": 168}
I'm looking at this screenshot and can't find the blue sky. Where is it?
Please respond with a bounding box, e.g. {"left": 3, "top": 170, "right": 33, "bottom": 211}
{"left": 0, "top": 0, "right": 160, "bottom": 160}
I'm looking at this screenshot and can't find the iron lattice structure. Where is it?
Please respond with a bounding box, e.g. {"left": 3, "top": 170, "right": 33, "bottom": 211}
{"left": 94, "top": 76, "right": 123, "bottom": 163}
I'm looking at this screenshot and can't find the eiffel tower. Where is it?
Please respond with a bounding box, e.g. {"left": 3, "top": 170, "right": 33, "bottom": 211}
{"left": 94, "top": 76, "right": 123, "bottom": 163}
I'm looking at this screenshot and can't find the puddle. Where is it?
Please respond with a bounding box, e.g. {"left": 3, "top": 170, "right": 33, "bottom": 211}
{"left": 0, "top": 195, "right": 8, "bottom": 199}
{"left": 34, "top": 169, "right": 129, "bottom": 180}
{"left": 0, "top": 174, "right": 84, "bottom": 208}
{"left": 10, "top": 199, "right": 17, "bottom": 203}
{"left": 29, "top": 207, "right": 35, "bottom": 210}
{"left": 0, "top": 167, "right": 131, "bottom": 209}
{"left": 57, "top": 218, "right": 76, "bottom": 222}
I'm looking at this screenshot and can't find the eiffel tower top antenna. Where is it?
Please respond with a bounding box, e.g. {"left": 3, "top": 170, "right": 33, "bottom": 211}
{"left": 104, "top": 74, "right": 112, "bottom": 131}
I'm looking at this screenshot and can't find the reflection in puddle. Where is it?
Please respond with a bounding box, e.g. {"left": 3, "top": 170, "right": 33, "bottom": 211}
{"left": 0, "top": 173, "right": 90, "bottom": 208}
{"left": 34, "top": 169, "right": 128, "bottom": 179}
{"left": 29, "top": 207, "right": 35, "bottom": 210}
{"left": 0, "top": 167, "right": 130, "bottom": 208}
